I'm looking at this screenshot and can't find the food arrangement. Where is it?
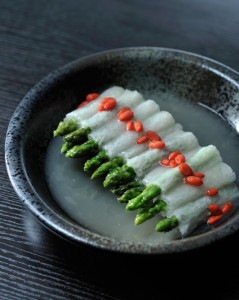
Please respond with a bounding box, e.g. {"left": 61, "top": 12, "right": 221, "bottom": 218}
{"left": 53, "top": 86, "right": 239, "bottom": 238}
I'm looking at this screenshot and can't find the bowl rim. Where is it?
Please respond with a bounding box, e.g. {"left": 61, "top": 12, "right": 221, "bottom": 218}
{"left": 5, "top": 46, "right": 239, "bottom": 254}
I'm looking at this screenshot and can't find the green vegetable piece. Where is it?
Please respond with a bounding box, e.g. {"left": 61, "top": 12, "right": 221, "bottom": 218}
{"left": 135, "top": 200, "right": 167, "bottom": 225}
{"left": 84, "top": 151, "right": 109, "bottom": 172}
{"left": 63, "top": 127, "right": 91, "bottom": 144}
{"left": 155, "top": 216, "right": 178, "bottom": 232}
{"left": 65, "top": 140, "right": 99, "bottom": 158}
{"left": 61, "top": 141, "right": 74, "bottom": 154}
{"left": 53, "top": 119, "right": 78, "bottom": 137}
{"left": 91, "top": 157, "right": 124, "bottom": 179}
{"left": 111, "top": 181, "right": 142, "bottom": 197}
{"left": 103, "top": 165, "right": 136, "bottom": 189}
{"left": 126, "top": 184, "right": 161, "bottom": 211}
{"left": 118, "top": 187, "right": 145, "bottom": 203}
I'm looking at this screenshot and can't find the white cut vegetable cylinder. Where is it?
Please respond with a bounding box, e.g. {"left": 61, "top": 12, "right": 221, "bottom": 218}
{"left": 165, "top": 162, "right": 236, "bottom": 213}
{"left": 80, "top": 88, "right": 145, "bottom": 129}
{"left": 65, "top": 86, "right": 124, "bottom": 122}
{"left": 127, "top": 131, "right": 199, "bottom": 178}
{"left": 169, "top": 183, "right": 239, "bottom": 236}
{"left": 142, "top": 147, "right": 200, "bottom": 186}
{"left": 89, "top": 99, "right": 160, "bottom": 145}
{"left": 153, "top": 145, "right": 222, "bottom": 193}
{"left": 120, "top": 123, "right": 183, "bottom": 160}
{"left": 133, "top": 100, "right": 160, "bottom": 120}
{"left": 143, "top": 111, "right": 175, "bottom": 132}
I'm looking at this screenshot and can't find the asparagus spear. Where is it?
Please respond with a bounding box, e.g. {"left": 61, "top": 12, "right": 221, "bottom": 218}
{"left": 155, "top": 216, "right": 178, "bottom": 232}
{"left": 103, "top": 165, "right": 136, "bottom": 188}
{"left": 126, "top": 184, "right": 161, "bottom": 211}
{"left": 135, "top": 200, "right": 167, "bottom": 225}
{"left": 53, "top": 119, "right": 78, "bottom": 137}
{"left": 118, "top": 187, "right": 145, "bottom": 203}
{"left": 65, "top": 140, "right": 99, "bottom": 158}
{"left": 61, "top": 141, "right": 74, "bottom": 154}
{"left": 104, "top": 164, "right": 136, "bottom": 188}
{"left": 91, "top": 157, "right": 124, "bottom": 179}
{"left": 110, "top": 181, "right": 143, "bottom": 196}
{"left": 63, "top": 127, "right": 91, "bottom": 144}
{"left": 84, "top": 151, "right": 109, "bottom": 172}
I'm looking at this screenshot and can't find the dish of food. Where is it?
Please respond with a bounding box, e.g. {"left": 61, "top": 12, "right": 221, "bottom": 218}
{"left": 47, "top": 85, "right": 239, "bottom": 243}
{"left": 5, "top": 47, "right": 239, "bottom": 253}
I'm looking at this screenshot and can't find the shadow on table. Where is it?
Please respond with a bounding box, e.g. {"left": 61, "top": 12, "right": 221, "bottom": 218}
{"left": 24, "top": 210, "right": 239, "bottom": 300}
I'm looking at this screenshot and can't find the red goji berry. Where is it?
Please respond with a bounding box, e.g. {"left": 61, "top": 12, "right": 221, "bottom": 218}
{"left": 184, "top": 176, "right": 203, "bottom": 186}
{"left": 134, "top": 120, "right": 144, "bottom": 132}
{"left": 179, "top": 163, "right": 193, "bottom": 176}
{"left": 207, "top": 215, "right": 223, "bottom": 225}
{"left": 222, "top": 202, "right": 233, "bottom": 214}
{"left": 206, "top": 188, "right": 219, "bottom": 197}
{"left": 148, "top": 140, "right": 165, "bottom": 149}
{"left": 86, "top": 93, "right": 99, "bottom": 102}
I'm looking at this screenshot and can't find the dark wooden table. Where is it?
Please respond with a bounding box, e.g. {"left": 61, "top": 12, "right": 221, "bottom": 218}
{"left": 1, "top": 0, "right": 239, "bottom": 299}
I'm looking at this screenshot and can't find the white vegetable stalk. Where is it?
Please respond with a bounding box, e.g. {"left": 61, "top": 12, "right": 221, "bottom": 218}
{"left": 165, "top": 162, "right": 236, "bottom": 213}
{"left": 90, "top": 99, "right": 160, "bottom": 146}
{"left": 154, "top": 145, "right": 222, "bottom": 193}
{"left": 142, "top": 147, "right": 200, "bottom": 186}
{"left": 65, "top": 86, "right": 124, "bottom": 122}
{"left": 169, "top": 183, "right": 239, "bottom": 236}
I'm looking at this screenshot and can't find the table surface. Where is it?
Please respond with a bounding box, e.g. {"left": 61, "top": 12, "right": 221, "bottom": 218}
{"left": 1, "top": 0, "right": 239, "bottom": 299}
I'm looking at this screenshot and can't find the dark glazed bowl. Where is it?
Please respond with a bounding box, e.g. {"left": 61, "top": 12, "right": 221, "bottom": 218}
{"left": 5, "top": 47, "right": 239, "bottom": 254}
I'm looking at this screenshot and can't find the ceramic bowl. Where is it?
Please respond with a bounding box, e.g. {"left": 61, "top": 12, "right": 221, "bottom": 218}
{"left": 5, "top": 47, "right": 239, "bottom": 254}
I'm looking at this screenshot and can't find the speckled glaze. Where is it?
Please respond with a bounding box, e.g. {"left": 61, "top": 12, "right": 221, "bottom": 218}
{"left": 5, "top": 47, "right": 239, "bottom": 254}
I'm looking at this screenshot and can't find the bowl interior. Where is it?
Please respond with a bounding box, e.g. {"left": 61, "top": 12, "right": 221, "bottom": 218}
{"left": 6, "top": 48, "right": 239, "bottom": 254}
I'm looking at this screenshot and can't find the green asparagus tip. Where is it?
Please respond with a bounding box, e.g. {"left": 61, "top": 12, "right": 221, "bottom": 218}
{"left": 63, "top": 127, "right": 91, "bottom": 144}
{"left": 134, "top": 200, "right": 167, "bottom": 225}
{"left": 103, "top": 165, "right": 136, "bottom": 189}
{"left": 110, "top": 181, "right": 142, "bottom": 197}
{"left": 65, "top": 140, "right": 98, "bottom": 158}
{"left": 84, "top": 151, "right": 109, "bottom": 173}
{"left": 155, "top": 216, "right": 178, "bottom": 232}
{"left": 61, "top": 141, "right": 74, "bottom": 154}
{"left": 118, "top": 186, "right": 145, "bottom": 203}
{"left": 126, "top": 184, "right": 161, "bottom": 211}
{"left": 53, "top": 119, "right": 78, "bottom": 137}
{"left": 91, "top": 157, "right": 124, "bottom": 180}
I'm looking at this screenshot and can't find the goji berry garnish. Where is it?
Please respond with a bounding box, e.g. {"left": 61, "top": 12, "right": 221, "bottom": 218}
{"left": 168, "top": 151, "right": 181, "bottom": 161}
{"left": 184, "top": 176, "right": 203, "bottom": 186}
{"left": 127, "top": 120, "right": 135, "bottom": 131}
{"left": 78, "top": 101, "right": 88, "bottom": 108}
{"left": 118, "top": 110, "right": 134, "bottom": 122}
{"left": 117, "top": 107, "right": 131, "bottom": 118}
{"left": 194, "top": 172, "right": 205, "bottom": 178}
{"left": 206, "top": 188, "right": 219, "bottom": 197}
{"left": 175, "top": 154, "right": 186, "bottom": 164}
{"left": 169, "top": 160, "right": 178, "bottom": 168}
{"left": 98, "top": 97, "right": 117, "bottom": 111}
{"left": 208, "top": 203, "right": 222, "bottom": 216}
{"left": 98, "top": 98, "right": 111, "bottom": 111}
{"left": 136, "top": 136, "right": 149, "bottom": 144}
{"left": 86, "top": 93, "right": 99, "bottom": 102}
{"left": 134, "top": 120, "right": 144, "bottom": 132}
{"left": 207, "top": 215, "right": 223, "bottom": 225}
{"left": 146, "top": 130, "right": 161, "bottom": 141}
{"left": 222, "top": 202, "right": 233, "bottom": 214}
{"left": 160, "top": 158, "right": 170, "bottom": 166}
{"left": 179, "top": 163, "right": 193, "bottom": 176}
{"left": 148, "top": 140, "right": 165, "bottom": 149}
{"left": 102, "top": 98, "right": 117, "bottom": 111}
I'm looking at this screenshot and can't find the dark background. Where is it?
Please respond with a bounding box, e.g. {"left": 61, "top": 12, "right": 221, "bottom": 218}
{"left": 1, "top": 0, "right": 239, "bottom": 299}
